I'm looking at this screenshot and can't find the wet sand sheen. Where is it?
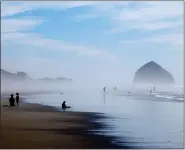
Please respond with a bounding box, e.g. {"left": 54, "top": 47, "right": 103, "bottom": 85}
{"left": 1, "top": 98, "right": 123, "bottom": 149}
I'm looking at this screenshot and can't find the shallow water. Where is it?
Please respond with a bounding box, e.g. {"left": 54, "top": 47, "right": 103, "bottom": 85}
{"left": 24, "top": 87, "right": 184, "bottom": 148}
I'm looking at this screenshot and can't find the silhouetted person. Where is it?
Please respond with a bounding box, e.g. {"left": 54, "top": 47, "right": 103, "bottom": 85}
{"left": 62, "top": 101, "right": 70, "bottom": 109}
{"left": 16, "top": 93, "right": 19, "bottom": 107}
{"left": 114, "top": 86, "right": 116, "bottom": 91}
{"left": 9, "top": 94, "right": 15, "bottom": 107}
{"left": 149, "top": 90, "right": 152, "bottom": 94}
{"left": 153, "top": 86, "right": 156, "bottom": 92}
{"left": 103, "top": 86, "right": 106, "bottom": 93}
{"left": 128, "top": 92, "right": 130, "bottom": 95}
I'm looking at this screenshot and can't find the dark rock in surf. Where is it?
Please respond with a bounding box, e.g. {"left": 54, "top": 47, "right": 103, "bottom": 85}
{"left": 133, "top": 61, "right": 175, "bottom": 85}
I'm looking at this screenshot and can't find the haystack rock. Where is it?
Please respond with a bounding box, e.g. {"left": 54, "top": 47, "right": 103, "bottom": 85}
{"left": 133, "top": 61, "right": 175, "bottom": 85}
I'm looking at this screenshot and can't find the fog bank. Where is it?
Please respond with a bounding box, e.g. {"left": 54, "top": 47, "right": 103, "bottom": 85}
{"left": 1, "top": 79, "right": 183, "bottom": 95}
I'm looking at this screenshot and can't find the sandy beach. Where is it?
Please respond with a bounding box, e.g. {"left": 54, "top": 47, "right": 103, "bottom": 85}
{"left": 1, "top": 95, "right": 122, "bottom": 149}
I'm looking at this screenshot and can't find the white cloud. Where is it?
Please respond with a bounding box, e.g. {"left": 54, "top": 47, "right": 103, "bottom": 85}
{"left": 1, "top": 2, "right": 117, "bottom": 61}
{"left": 70, "top": 1, "right": 183, "bottom": 33}
{"left": 1, "top": 1, "right": 102, "bottom": 17}
{"left": 2, "top": 1, "right": 183, "bottom": 33}
{"left": 120, "top": 32, "right": 183, "bottom": 50}
{"left": 1, "top": 56, "right": 71, "bottom": 78}
{"left": 108, "top": 1, "right": 183, "bottom": 32}
{"left": 74, "top": 13, "right": 104, "bottom": 21}
{"left": 2, "top": 31, "right": 117, "bottom": 61}
{"left": 1, "top": 18, "right": 44, "bottom": 33}
{"left": 69, "top": 1, "right": 184, "bottom": 51}
{"left": 99, "top": 1, "right": 183, "bottom": 50}
{"left": 117, "top": 2, "right": 183, "bottom": 21}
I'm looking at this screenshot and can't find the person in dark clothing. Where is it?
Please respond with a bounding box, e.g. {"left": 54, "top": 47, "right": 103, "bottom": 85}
{"left": 153, "top": 86, "right": 156, "bottom": 92}
{"left": 103, "top": 86, "right": 106, "bottom": 93}
{"left": 149, "top": 90, "right": 152, "bottom": 94}
{"left": 114, "top": 86, "right": 116, "bottom": 91}
{"left": 62, "top": 101, "right": 70, "bottom": 109}
{"left": 16, "top": 93, "right": 19, "bottom": 107}
{"left": 9, "top": 94, "right": 15, "bottom": 107}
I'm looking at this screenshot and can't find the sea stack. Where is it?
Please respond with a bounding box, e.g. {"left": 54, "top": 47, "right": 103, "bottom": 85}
{"left": 133, "top": 61, "right": 175, "bottom": 85}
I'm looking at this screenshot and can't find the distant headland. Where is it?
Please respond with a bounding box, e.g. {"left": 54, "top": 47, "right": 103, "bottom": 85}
{"left": 1, "top": 69, "right": 72, "bottom": 82}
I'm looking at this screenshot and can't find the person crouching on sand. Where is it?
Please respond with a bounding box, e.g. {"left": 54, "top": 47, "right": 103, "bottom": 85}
{"left": 9, "top": 94, "right": 15, "bottom": 107}
{"left": 16, "top": 93, "right": 19, "bottom": 107}
{"left": 62, "top": 101, "right": 70, "bottom": 110}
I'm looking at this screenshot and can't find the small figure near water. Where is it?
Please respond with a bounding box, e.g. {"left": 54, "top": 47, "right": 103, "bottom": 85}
{"left": 9, "top": 94, "right": 15, "bottom": 107}
{"left": 62, "top": 101, "right": 70, "bottom": 110}
{"left": 114, "top": 86, "right": 117, "bottom": 91}
{"left": 149, "top": 90, "right": 152, "bottom": 94}
{"left": 153, "top": 86, "right": 156, "bottom": 92}
{"left": 103, "top": 86, "right": 106, "bottom": 93}
{"left": 128, "top": 92, "right": 131, "bottom": 95}
{"left": 16, "top": 93, "right": 19, "bottom": 107}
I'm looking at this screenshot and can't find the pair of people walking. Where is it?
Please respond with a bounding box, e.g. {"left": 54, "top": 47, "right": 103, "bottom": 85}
{"left": 9, "top": 93, "right": 19, "bottom": 107}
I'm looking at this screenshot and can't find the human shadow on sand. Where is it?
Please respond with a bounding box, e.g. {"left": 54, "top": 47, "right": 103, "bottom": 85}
{"left": 2, "top": 105, "right": 10, "bottom": 107}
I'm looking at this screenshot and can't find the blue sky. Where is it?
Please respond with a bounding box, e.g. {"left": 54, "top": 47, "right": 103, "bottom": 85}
{"left": 1, "top": 1, "right": 184, "bottom": 85}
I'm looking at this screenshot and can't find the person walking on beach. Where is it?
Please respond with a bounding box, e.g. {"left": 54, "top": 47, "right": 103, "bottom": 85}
{"left": 16, "top": 93, "right": 19, "bottom": 107}
{"left": 114, "top": 86, "right": 116, "bottom": 92}
{"left": 103, "top": 86, "right": 106, "bottom": 93}
{"left": 149, "top": 90, "right": 152, "bottom": 94}
{"left": 9, "top": 94, "right": 15, "bottom": 107}
{"left": 153, "top": 86, "right": 156, "bottom": 92}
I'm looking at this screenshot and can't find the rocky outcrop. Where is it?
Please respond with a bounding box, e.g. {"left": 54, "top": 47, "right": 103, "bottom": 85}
{"left": 1, "top": 69, "right": 31, "bottom": 81}
{"left": 133, "top": 61, "right": 175, "bottom": 85}
{"left": 56, "top": 77, "right": 72, "bottom": 81}
{"left": 1, "top": 69, "right": 72, "bottom": 82}
{"left": 39, "top": 77, "right": 72, "bottom": 82}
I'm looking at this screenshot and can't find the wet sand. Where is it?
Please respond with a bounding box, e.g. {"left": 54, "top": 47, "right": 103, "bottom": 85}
{"left": 1, "top": 96, "right": 123, "bottom": 149}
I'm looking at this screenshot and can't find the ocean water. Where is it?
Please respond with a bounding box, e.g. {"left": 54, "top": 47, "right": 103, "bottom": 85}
{"left": 24, "top": 86, "right": 184, "bottom": 149}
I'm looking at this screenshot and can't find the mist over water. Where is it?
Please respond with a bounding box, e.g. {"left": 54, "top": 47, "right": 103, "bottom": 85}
{"left": 1, "top": 78, "right": 183, "bottom": 93}
{"left": 1, "top": 80, "right": 73, "bottom": 93}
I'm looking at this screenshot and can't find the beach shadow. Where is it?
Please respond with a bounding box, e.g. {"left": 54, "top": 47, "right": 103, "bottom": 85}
{"left": 2, "top": 105, "right": 10, "bottom": 107}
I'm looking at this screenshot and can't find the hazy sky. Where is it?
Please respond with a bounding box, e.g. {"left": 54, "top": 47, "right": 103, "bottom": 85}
{"left": 1, "top": 1, "right": 184, "bottom": 85}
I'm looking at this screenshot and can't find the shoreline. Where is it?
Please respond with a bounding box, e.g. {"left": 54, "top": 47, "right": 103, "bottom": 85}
{"left": 1, "top": 94, "right": 124, "bottom": 149}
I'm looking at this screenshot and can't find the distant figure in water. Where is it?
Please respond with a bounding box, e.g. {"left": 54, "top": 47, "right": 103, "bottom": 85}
{"left": 153, "top": 86, "right": 156, "bottom": 92}
{"left": 114, "top": 86, "right": 117, "bottom": 91}
{"left": 149, "top": 90, "right": 152, "bottom": 94}
{"left": 103, "top": 86, "right": 106, "bottom": 93}
{"left": 103, "top": 93, "right": 106, "bottom": 104}
{"left": 62, "top": 101, "right": 70, "bottom": 109}
{"left": 9, "top": 94, "right": 15, "bottom": 107}
{"left": 128, "top": 92, "right": 130, "bottom": 95}
{"left": 16, "top": 93, "right": 19, "bottom": 107}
